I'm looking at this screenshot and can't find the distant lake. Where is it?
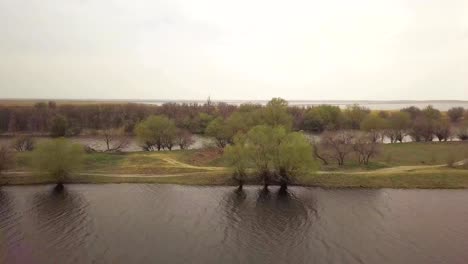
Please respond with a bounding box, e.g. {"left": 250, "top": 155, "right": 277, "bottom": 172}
{"left": 139, "top": 100, "right": 468, "bottom": 111}
{"left": 1, "top": 184, "right": 468, "bottom": 263}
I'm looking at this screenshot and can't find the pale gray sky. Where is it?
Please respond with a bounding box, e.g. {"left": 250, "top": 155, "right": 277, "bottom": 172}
{"left": 1, "top": 0, "right": 467, "bottom": 100}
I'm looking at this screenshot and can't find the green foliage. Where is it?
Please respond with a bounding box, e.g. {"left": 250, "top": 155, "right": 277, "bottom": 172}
{"left": 343, "top": 104, "right": 370, "bottom": 129}
{"left": 303, "top": 105, "right": 343, "bottom": 132}
{"left": 135, "top": 115, "right": 177, "bottom": 151}
{"left": 400, "top": 106, "right": 421, "bottom": 120}
{"left": 197, "top": 113, "right": 215, "bottom": 133}
{"left": 32, "top": 138, "right": 84, "bottom": 183}
{"left": 226, "top": 110, "right": 261, "bottom": 135}
{"left": 205, "top": 117, "right": 233, "bottom": 148}
{"left": 224, "top": 125, "right": 317, "bottom": 187}
{"left": 388, "top": 112, "right": 411, "bottom": 130}
{"left": 276, "top": 132, "right": 316, "bottom": 183}
{"left": 224, "top": 135, "right": 250, "bottom": 185}
{"left": 50, "top": 115, "right": 68, "bottom": 137}
{"left": 261, "top": 98, "right": 293, "bottom": 130}
{"left": 360, "top": 114, "right": 388, "bottom": 131}
{"left": 422, "top": 105, "right": 441, "bottom": 121}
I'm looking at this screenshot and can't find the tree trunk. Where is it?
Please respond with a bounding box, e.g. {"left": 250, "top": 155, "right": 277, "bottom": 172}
{"left": 54, "top": 182, "right": 64, "bottom": 192}
{"left": 237, "top": 180, "right": 244, "bottom": 191}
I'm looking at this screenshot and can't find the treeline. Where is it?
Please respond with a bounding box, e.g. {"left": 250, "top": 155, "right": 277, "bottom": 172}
{"left": 1, "top": 100, "right": 468, "bottom": 142}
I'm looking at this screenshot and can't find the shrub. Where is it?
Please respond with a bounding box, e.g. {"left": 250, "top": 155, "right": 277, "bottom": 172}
{"left": 0, "top": 145, "right": 15, "bottom": 175}
{"left": 11, "top": 135, "right": 35, "bottom": 151}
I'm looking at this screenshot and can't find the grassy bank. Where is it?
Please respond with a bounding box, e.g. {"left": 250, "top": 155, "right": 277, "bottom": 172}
{"left": 2, "top": 141, "right": 468, "bottom": 188}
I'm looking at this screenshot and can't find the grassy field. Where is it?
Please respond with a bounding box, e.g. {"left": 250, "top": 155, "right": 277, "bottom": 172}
{"left": 2, "top": 141, "right": 468, "bottom": 188}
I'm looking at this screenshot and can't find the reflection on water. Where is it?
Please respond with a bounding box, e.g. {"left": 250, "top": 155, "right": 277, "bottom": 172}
{"left": 1, "top": 184, "right": 468, "bottom": 264}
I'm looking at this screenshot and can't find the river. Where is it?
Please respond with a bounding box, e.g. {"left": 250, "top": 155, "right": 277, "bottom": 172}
{"left": 1, "top": 184, "right": 468, "bottom": 263}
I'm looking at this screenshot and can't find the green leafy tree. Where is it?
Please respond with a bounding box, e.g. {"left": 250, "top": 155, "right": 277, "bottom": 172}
{"left": 261, "top": 98, "right": 293, "bottom": 130}
{"left": 50, "top": 115, "right": 68, "bottom": 137}
{"left": 224, "top": 125, "right": 317, "bottom": 189}
{"left": 224, "top": 135, "right": 250, "bottom": 189}
{"left": 32, "top": 138, "right": 84, "bottom": 188}
{"left": 226, "top": 110, "right": 261, "bottom": 135}
{"left": 244, "top": 125, "right": 284, "bottom": 187}
{"left": 360, "top": 114, "right": 388, "bottom": 142}
{"left": 343, "top": 104, "right": 370, "bottom": 129}
{"left": 303, "top": 105, "right": 343, "bottom": 132}
{"left": 135, "top": 115, "right": 177, "bottom": 151}
{"left": 401, "top": 106, "right": 421, "bottom": 120}
{"left": 275, "top": 132, "right": 316, "bottom": 190}
{"left": 205, "top": 117, "right": 233, "bottom": 148}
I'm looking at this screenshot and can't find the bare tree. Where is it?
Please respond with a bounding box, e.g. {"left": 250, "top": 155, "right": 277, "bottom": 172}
{"left": 99, "top": 128, "right": 129, "bottom": 152}
{"left": 352, "top": 133, "right": 381, "bottom": 165}
{"left": 434, "top": 119, "right": 451, "bottom": 141}
{"left": 11, "top": 135, "right": 35, "bottom": 152}
{"left": 176, "top": 129, "right": 195, "bottom": 150}
{"left": 320, "top": 130, "right": 355, "bottom": 166}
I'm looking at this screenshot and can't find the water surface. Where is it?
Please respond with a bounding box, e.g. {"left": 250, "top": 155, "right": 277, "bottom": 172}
{"left": 1, "top": 185, "right": 468, "bottom": 263}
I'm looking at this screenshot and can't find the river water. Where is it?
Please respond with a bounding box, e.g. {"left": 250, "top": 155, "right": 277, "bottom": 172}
{"left": 1, "top": 184, "right": 468, "bottom": 264}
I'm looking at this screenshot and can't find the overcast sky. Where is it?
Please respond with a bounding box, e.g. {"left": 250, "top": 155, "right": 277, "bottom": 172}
{"left": 1, "top": 0, "right": 467, "bottom": 100}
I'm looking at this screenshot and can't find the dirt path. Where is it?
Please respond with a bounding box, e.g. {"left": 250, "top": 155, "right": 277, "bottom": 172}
{"left": 161, "top": 157, "right": 225, "bottom": 171}
{"left": 77, "top": 170, "right": 224, "bottom": 178}
{"left": 318, "top": 159, "right": 468, "bottom": 175}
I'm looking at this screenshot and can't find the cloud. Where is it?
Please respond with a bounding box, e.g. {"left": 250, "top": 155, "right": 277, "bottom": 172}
{"left": 0, "top": 0, "right": 467, "bottom": 100}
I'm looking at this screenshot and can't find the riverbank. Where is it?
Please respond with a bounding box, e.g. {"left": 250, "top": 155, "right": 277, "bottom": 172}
{"left": 1, "top": 142, "right": 468, "bottom": 188}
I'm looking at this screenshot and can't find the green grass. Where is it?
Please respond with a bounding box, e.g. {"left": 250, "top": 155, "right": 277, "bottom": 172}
{"left": 299, "top": 168, "right": 468, "bottom": 189}
{"left": 377, "top": 141, "right": 468, "bottom": 166}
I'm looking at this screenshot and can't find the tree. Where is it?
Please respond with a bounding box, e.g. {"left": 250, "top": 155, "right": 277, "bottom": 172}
{"left": 50, "top": 115, "right": 68, "bottom": 137}
{"left": 244, "top": 125, "right": 284, "bottom": 187}
{"left": 0, "top": 145, "right": 15, "bottom": 175}
{"left": 422, "top": 105, "right": 441, "bottom": 121}
{"left": 224, "top": 135, "right": 250, "bottom": 189}
{"left": 11, "top": 135, "right": 35, "bottom": 151}
{"left": 205, "top": 117, "right": 233, "bottom": 148}
{"left": 401, "top": 106, "right": 421, "bottom": 120}
{"left": 224, "top": 125, "right": 317, "bottom": 190}
{"left": 319, "top": 130, "right": 355, "bottom": 165}
{"left": 352, "top": 133, "right": 381, "bottom": 165}
{"left": 226, "top": 110, "right": 261, "bottom": 135}
{"left": 447, "top": 107, "right": 464, "bottom": 123}
{"left": 161, "top": 123, "right": 177, "bottom": 150}
{"left": 135, "top": 115, "right": 177, "bottom": 151}
{"left": 343, "top": 105, "right": 370, "bottom": 129}
{"left": 175, "top": 129, "right": 195, "bottom": 150}
{"left": 434, "top": 119, "right": 451, "bottom": 141}
{"left": 457, "top": 122, "right": 468, "bottom": 141}
{"left": 275, "top": 132, "right": 316, "bottom": 190}
{"left": 409, "top": 116, "right": 434, "bottom": 142}
{"left": 98, "top": 127, "right": 129, "bottom": 152}
{"left": 32, "top": 138, "right": 84, "bottom": 189}
{"left": 360, "top": 114, "right": 388, "bottom": 142}
{"left": 385, "top": 112, "right": 411, "bottom": 143}
{"left": 303, "top": 105, "right": 343, "bottom": 132}
{"left": 261, "top": 98, "right": 293, "bottom": 130}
